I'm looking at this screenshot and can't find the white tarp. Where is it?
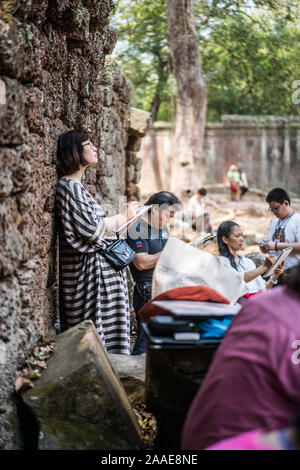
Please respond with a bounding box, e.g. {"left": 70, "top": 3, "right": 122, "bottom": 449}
{"left": 152, "top": 238, "right": 248, "bottom": 304}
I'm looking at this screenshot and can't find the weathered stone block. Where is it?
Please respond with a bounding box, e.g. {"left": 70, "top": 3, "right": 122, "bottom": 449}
{"left": 0, "top": 198, "right": 24, "bottom": 276}
{"left": 127, "top": 135, "right": 143, "bottom": 152}
{"left": 133, "top": 157, "right": 143, "bottom": 184}
{"left": 129, "top": 107, "right": 150, "bottom": 136}
{"left": 108, "top": 353, "right": 146, "bottom": 405}
{"left": 0, "top": 162, "right": 13, "bottom": 197}
{"left": 126, "top": 150, "right": 137, "bottom": 166}
{"left": 24, "top": 86, "right": 45, "bottom": 134}
{"left": 126, "top": 182, "right": 137, "bottom": 197}
{"left": 0, "top": 78, "right": 28, "bottom": 145}
{"left": 101, "top": 59, "right": 131, "bottom": 103}
{"left": 0, "top": 16, "right": 26, "bottom": 78}
{"left": 0, "top": 280, "right": 21, "bottom": 342}
{"left": 84, "top": 0, "right": 114, "bottom": 26}
{"left": 126, "top": 165, "right": 135, "bottom": 183}
{"left": 101, "top": 86, "right": 114, "bottom": 107}
{"left": 22, "top": 321, "right": 142, "bottom": 450}
{"left": 48, "top": 1, "right": 90, "bottom": 41}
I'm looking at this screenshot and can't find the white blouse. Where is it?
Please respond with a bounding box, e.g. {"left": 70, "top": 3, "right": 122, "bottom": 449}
{"left": 219, "top": 255, "right": 266, "bottom": 294}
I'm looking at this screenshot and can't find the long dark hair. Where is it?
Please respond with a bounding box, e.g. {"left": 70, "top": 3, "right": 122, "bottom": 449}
{"left": 217, "top": 221, "right": 240, "bottom": 271}
{"left": 56, "top": 130, "right": 90, "bottom": 177}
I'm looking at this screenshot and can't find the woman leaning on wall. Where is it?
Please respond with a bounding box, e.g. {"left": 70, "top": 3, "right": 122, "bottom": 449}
{"left": 55, "top": 130, "right": 138, "bottom": 354}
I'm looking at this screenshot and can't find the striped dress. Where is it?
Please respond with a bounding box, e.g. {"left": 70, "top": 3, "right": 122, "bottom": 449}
{"left": 55, "top": 178, "right": 130, "bottom": 354}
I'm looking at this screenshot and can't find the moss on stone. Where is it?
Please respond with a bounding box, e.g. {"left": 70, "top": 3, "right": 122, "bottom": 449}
{"left": 75, "top": 2, "right": 90, "bottom": 40}
{"left": 0, "top": 2, "right": 14, "bottom": 25}
{"left": 39, "top": 417, "right": 135, "bottom": 450}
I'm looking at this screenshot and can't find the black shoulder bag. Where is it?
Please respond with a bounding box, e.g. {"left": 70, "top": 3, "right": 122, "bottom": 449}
{"left": 101, "top": 237, "right": 136, "bottom": 271}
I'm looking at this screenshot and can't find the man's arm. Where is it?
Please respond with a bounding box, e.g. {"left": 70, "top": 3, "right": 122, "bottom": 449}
{"left": 132, "top": 252, "right": 161, "bottom": 271}
{"left": 262, "top": 241, "right": 300, "bottom": 254}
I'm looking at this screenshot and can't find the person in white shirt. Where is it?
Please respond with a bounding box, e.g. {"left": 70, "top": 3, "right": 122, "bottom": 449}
{"left": 186, "top": 188, "right": 213, "bottom": 233}
{"left": 217, "top": 221, "right": 284, "bottom": 296}
{"left": 238, "top": 165, "right": 248, "bottom": 199}
{"left": 260, "top": 188, "right": 300, "bottom": 273}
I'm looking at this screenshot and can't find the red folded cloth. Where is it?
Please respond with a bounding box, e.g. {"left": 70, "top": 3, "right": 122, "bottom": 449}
{"left": 138, "top": 285, "right": 230, "bottom": 321}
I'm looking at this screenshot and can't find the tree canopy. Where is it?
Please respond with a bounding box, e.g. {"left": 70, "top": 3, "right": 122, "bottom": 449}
{"left": 112, "top": 0, "right": 300, "bottom": 121}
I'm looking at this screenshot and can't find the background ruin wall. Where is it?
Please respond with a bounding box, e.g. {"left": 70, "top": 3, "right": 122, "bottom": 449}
{"left": 0, "top": 0, "right": 147, "bottom": 449}
{"left": 139, "top": 116, "right": 300, "bottom": 197}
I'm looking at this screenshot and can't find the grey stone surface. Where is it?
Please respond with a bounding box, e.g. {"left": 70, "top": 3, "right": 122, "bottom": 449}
{"left": 108, "top": 353, "right": 146, "bottom": 382}
{"left": 129, "top": 107, "right": 150, "bottom": 136}
{"left": 138, "top": 117, "right": 300, "bottom": 196}
{"left": 22, "top": 321, "right": 142, "bottom": 450}
{"left": 246, "top": 251, "right": 266, "bottom": 267}
{"left": 108, "top": 353, "right": 146, "bottom": 406}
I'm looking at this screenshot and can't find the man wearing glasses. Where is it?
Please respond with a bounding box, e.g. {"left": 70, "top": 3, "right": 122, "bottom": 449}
{"left": 260, "top": 188, "right": 300, "bottom": 276}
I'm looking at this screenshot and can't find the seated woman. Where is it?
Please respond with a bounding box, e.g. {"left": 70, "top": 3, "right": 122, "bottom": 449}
{"left": 55, "top": 130, "right": 138, "bottom": 354}
{"left": 217, "top": 221, "right": 284, "bottom": 297}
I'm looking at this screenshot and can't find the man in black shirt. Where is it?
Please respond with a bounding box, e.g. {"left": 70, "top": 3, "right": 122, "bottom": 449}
{"left": 126, "top": 191, "right": 181, "bottom": 355}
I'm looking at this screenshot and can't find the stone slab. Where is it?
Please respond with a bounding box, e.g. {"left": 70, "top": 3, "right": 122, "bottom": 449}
{"left": 22, "top": 321, "right": 142, "bottom": 450}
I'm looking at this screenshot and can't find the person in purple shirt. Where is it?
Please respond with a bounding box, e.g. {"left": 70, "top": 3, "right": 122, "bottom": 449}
{"left": 181, "top": 262, "right": 300, "bottom": 450}
{"left": 205, "top": 407, "right": 300, "bottom": 450}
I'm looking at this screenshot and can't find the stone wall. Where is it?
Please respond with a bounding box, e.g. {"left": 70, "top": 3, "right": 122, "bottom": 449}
{"left": 0, "top": 1, "right": 148, "bottom": 449}
{"left": 138, "top": 116, "right": 300, "bottom": 197}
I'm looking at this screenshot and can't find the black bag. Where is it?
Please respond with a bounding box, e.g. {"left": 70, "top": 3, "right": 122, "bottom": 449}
{"left": 101, "top": 238, "right": 136, "bottom": 271}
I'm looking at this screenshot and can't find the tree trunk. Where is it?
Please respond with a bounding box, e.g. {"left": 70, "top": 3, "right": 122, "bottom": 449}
{"left": 146, "top": 55, "right": 170, "bottom": 191}
{"left": 166, "top": 0, "right": 207, "bottom": 198}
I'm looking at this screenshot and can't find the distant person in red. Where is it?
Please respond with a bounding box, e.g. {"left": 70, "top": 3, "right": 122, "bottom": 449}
{"left": 181, "top": 262, "right": 300, "bottom": 450}
{"left": 226, "top": 164, "right": 240, "bottom": 201}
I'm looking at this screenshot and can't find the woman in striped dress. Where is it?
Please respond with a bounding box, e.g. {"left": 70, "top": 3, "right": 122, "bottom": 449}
{"left": 55, "top": 130, "right": 138, "bottom": 354}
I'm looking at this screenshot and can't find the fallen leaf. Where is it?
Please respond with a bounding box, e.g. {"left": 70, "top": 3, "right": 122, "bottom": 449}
{"left": 34, "top": 353, "right": 49, "bottom": 361}
{"left": 14, "top": 376, "right": 34, "bottom": 393}
{"left": 21, "top": 367, "right": 29, "bottom": 377}
{"left": 29, "top": 369, "right": 42, "bottom": 380}
{"left": 34, "top": 360, "right": 47, "bottom": 369}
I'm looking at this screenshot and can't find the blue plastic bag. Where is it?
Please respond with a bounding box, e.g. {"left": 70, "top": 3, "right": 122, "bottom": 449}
{"left": 198, "top": 315, "right": 233, "bottom": 339}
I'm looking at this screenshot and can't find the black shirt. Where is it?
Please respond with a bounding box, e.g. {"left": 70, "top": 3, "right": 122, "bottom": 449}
{"left": 126, "top": 218, "right": 169, "bottom": 283}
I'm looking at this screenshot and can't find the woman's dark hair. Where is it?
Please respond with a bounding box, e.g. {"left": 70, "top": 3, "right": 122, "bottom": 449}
{"left": 56, "top": 130, "right": 90, "bottom": 177}
{"left": 266, "top": 188, "right": 290, "bottom": 205}
{"left": 285, "top": 262, "right": 300, "bottom": 294}
{"left": 217, "top": 220, "right": 240, "bottom": 270}
{"left": 145, "top": 191, "right": 181, "bottom": 209}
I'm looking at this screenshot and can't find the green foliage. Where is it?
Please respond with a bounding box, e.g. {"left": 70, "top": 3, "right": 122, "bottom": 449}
{"left": 201, "top": 11, "right": 300, "bottom": 120}
{"left": 112, "top": 0, "right": 300, "bottom": 121}
{"left": 112, "top": 0, "right": 172, "bottom": 121}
